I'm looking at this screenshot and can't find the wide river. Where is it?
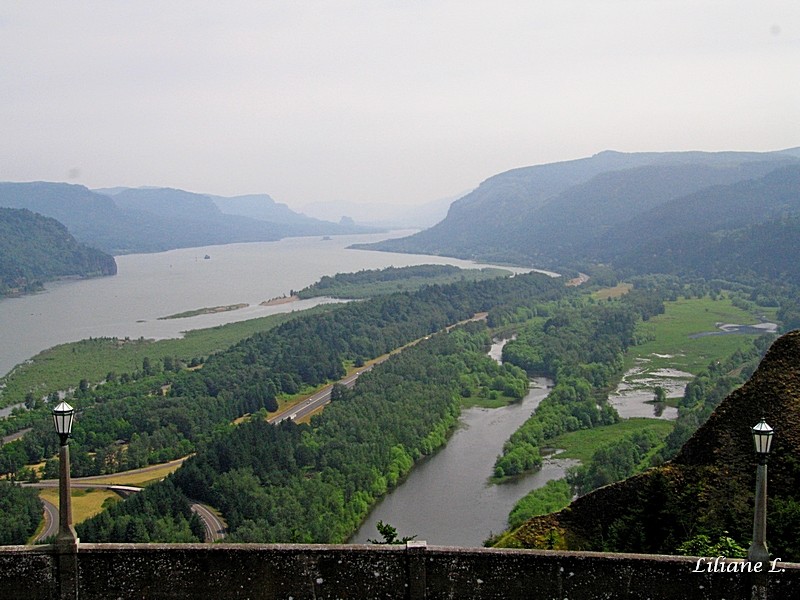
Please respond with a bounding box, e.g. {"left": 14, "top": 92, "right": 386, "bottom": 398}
{"left": 0, "top": 231, "right": 533, "bottom": 378}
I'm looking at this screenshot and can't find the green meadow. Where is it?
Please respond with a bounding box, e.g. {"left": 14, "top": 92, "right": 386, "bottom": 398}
{"left": 548, "top": 418, "right": 675, "bottom": 463}
{"left": 626, "top": 295, "right": 772, "bottom": 375}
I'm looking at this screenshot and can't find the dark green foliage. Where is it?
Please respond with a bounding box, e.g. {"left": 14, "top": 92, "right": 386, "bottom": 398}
{"left": 0, "top": 207, "right": 116, "bottom": 297}
{"left": 568, "top": 429, "right": 665, "bottom": 496}
{"left": 494, "top": 292, "right": 663, "bottom": 479}
{"left": 76, "top": 478, "right": 203, "bottom": 542}
{"left": 0, "top": 481, "right": 43, "bottom": 544}
{"left": 507, "top": 479, "right": 572, "bottom": 530}
{"left": 368, "top": 520, "right": 416, "bottom": 544}
{"left": 677, "top": 532, "right": 747, "bottom": 558}
{"left": 296, "top": 264, "right": 509, "bottom": 299}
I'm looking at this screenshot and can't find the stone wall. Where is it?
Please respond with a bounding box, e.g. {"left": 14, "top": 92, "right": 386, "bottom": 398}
{"left": 0, "top": 543, "right": 798, "bottom": 599}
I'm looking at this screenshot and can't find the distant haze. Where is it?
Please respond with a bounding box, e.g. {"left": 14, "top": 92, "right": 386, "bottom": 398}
{"left": 1, "top": 2, "right": 799, "bottom": 210}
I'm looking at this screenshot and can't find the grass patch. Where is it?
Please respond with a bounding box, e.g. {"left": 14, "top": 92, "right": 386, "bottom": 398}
{"left": 593, "top": 283, "right": 633, "bottom": 300}
{"left": 74, "top": 459, "right": 187, "bottom": 487}
{"left": 548, "top": 418, "right": 674, "bottom": 463}
{"left": 158, "top": 303, "right": 249, "bottom": 320}
{"left": 39, "top": 488, "right": 121, "bottom": 525}
{"left": 626, "top": 295, "right": 768, "bottom": 375}
{"left": 507, "top": 479, "right": 573, "bottom": 530}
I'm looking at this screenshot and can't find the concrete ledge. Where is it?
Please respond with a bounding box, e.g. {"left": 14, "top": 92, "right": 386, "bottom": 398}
{"left": 0, "top": 543, "right": 797, "bottom": 599}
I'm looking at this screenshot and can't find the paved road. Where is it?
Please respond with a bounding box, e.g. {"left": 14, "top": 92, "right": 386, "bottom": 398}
{"left": 268, "top": 364, "right": 377, "bottom": 424}
{"left": 189, "top": 500, "right": 227, "bottom": 542}
{"left": 37, "top": 496, "right": 59, "bottom": 541}
{"left": 23, "top": 312, "right": 489, "bottom": 544}
{"left": 26, "top": 480, "right": 224, "bottom": 544}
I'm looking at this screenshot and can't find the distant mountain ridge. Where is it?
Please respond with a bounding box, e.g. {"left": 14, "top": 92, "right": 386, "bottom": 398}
{"left": 0, "top": 207, "right": 116, "bottom": 297}
{"left": 0, "top": 183, "right": 378, "bottom": 255}
{"left": 357, "top": 148, "right": 800, "bottom": 281}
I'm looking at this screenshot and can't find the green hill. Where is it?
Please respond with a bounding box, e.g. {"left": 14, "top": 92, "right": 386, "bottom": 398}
{"left": 0, "top": 207, "right": 117, "bottom": 297}
{"left": 500, "top": 329, "right": 800, "bottom": 561}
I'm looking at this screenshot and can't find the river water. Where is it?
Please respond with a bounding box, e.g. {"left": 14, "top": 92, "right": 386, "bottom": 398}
{"left": 2, "top": 235, "right": 569, "bottom": 545}
{"left": 350, "top": 337, "right": 576, "bottom": 547}
{"left": 0, "top": 232, "right": 529, "bottom": 378}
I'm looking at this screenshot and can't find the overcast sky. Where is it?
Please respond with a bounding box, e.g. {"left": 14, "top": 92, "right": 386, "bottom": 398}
{"left": 1, "top": 2, "right": 799, "bottom": 210}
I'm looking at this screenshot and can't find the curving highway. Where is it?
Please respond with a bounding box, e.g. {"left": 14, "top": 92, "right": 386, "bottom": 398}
{"left": 26, "top": 479, "right": 225, "bottom": 543}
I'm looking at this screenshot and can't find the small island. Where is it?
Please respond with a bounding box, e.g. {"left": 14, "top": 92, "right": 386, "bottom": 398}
{"left": 158, "top": 303, "right": 249, "bottom": 320}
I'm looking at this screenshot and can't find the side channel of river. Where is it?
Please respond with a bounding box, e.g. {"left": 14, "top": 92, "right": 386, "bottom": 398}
{"left": 350, "top": 341, "right": 577, "bottom": 547}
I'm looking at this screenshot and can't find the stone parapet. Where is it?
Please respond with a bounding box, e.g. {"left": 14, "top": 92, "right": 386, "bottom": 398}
{"left": 0, "top": 543, "right": 797, "bottom": 599}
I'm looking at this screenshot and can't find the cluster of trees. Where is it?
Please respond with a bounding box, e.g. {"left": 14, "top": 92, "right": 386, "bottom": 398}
{"left": 493, "top": 292, "right": 665, "bottom": 479}
{"left": 0, "top": 481, "right": 42, "bottom": 544}
{"left": 567, "top": 429, "right": 665, "bottom": 496}
{"left": 76, "top": 478, "right": 204, "bottom": 543}
{"left": 296, "top": 264, "right": 509, "bottom": 299}
{"left": 80, "top": 324, "right": 529, "bottom": 543}
{"left": 493, "top": 378, "right": 619, "bottom": 478}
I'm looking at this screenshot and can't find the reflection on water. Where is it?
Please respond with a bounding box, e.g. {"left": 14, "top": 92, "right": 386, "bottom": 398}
{"left": 609, "top": 360, "right": 686, "bottom": 421}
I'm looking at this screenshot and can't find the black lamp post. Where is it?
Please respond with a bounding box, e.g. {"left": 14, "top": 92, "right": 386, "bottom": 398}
{"left": 748, "top": 417, "right": 773, "bottom": 566}
{"left": 52, "top": 401, "right": 78, "bottom": 547}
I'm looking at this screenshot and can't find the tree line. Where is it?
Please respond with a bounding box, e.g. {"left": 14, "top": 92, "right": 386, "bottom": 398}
{"left": 80, "top": 323, "right": 530, "bottom": 543}
{"left": 493, "top": 290, "right": 666, "bottom": 479}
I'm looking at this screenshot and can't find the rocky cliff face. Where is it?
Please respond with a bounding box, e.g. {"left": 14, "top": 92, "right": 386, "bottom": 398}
{"left": 503, "top": 330, "right": 800, "bottom": 559}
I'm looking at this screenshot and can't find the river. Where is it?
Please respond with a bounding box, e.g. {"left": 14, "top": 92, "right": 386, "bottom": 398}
{"left": 350, "top": 337, "right": 575, "bottom": 547}
{"left": 350, "top": 379, "right": 573, "bottom": 547}
{"left": 0, "top": 231, "right": 530, "bottom": 378}
{"left": 2, "top": 234, "right": 566, "bottom": 544}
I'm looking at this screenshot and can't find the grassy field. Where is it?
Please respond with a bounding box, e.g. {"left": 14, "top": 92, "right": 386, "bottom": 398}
{"left": 592, "top": 282, "right": 633, "bottom": 300}
{"left": 39, "top": 487, "right": 121, "bottom": 526}
{"left": 625, "top": 295, "right": 770, "bottom": 375}
{"left": 73, "top": 458, "right": 188, "bottom": 487}
{"left": 548, "top": 418, "right": 674, "bottom": 463}
{"left": 33, "top": 458, "right": 188, "bottom": 535}
{"left": 0, "top": 304, "right": 337, "bottom": 407}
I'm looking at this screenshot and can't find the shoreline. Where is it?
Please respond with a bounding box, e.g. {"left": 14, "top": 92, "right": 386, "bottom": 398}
{"left": 260, "top": 295, "right": 300, "bottom": 307}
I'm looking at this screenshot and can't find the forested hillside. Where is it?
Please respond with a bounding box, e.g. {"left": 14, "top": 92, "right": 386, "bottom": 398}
{"left": 357, "top": 149, "right": 800, "bottom": 274}
{"left": 0, "top": 207, "right": 116, "bottom": 297}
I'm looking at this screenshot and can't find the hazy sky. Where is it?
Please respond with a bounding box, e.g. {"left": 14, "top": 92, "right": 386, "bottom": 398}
{"left": 2, "top": 2, "right": 799, "bottom": 210}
